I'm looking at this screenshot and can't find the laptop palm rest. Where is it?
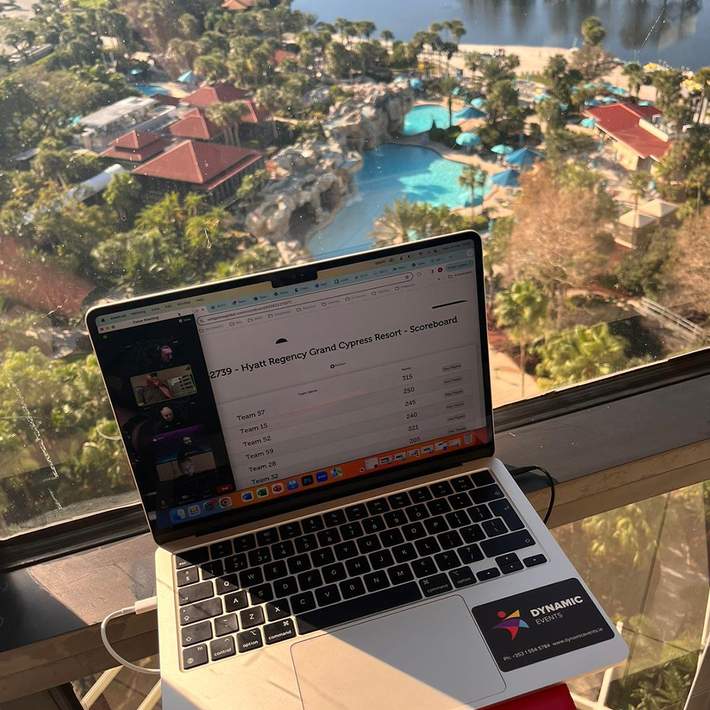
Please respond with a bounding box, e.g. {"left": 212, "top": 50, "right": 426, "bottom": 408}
{"left": 290, "top": 595, "right": 506, "bottom": 710}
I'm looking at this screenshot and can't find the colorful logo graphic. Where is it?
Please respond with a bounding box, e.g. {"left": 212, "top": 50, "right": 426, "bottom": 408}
{"left": 287, "top": 480, "right": 299, "bottom": 491}
{"left": 316, "top": 471, "right": 328, "bottom": 482}
{"left": 493, "top": 610, "right": 530, "bottom": 640}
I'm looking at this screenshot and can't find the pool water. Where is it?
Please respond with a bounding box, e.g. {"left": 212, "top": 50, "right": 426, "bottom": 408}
{"left": 402, "top": 104, "right": 451, "bottom": 135}
{"left": 134, "top": 83, "right": 169, "bottom": 97}
{"left": 306, "top": 144, "right": 486, "bottom": 259}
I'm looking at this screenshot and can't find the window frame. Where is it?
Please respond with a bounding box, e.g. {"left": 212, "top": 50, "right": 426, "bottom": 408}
{"left": 1, "top": 347, "right": 708, "bottom": 571}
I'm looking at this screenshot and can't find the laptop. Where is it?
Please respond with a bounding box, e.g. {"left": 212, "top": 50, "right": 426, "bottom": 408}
{"left": 87, "top": 231, "right": 627, "bottom": 710}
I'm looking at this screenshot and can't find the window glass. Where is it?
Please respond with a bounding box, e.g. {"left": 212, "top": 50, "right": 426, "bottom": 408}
{"left": 0, "top": 1, "right": 707, "bottom": 534}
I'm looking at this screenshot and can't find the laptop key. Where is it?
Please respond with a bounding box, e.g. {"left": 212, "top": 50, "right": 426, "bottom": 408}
{"left": 176, "top": 547, "right": 209, "bottom": 569}
{"left": 438, "top": 530, "right": 463, "bottom": 550}
{"left": 366, "top": 498, "right": 390, "bottom": 515}
{"left": 210, "top": 541, "right": 232, "bottom": 559}
{"left": 287, "top": 554, "right": 311, "bottom": 574}
{"left": 273, "top": 576, "right": 298, "bottom": 597}
{"left": 402, "top": 523, "right": 426, "bottom": 541}
{"left": 200, "top": 560, "right": 223, "bottom": 579}
{"left": 451, "top": 476, "right": 473, "bottom": 492}
{"left": 322, "top": 562, "right": 347, "bottom": 583}
{"left": 415, "top": 537, "right": 440, "bottom": 557}
{"left": 523, "top": 554, "right": 547, "bottom": 568}
{"left": 423, "top": 516, "right": 448, "bottom": 535}
{"left": 301, "top": 515, "right": 325, "bottom": 533}
{"left": 340, "top": 577, "right": 366, "bottom": 600}
{"left": 214, "top": 613, "right": 238, "bottom": 636}
{"left": 434, "top": 550, "right": 460, "bottom": 571}
{"left": 176, "top": 567, "right": 199, "bottom": 587}
{"left": 364, "top": 571, "right": 390, "bottom": 592}
{"left": 430, "top": 481, "right": 453, "bottom": 498}
{"left": 481, "top": 530, "right": 535, "bottom": 558}
{"left": 249, "top": 583, "right": 274, "bottom": 604}
{"left": 387, "top": 491, "right": 411, "bottom": 509}
{"left": 445, "top": 510, "right": 470, "bottom": 528}
{"left": 178, "top": 581, "right": 213, "bottom": 606}
{"left": 181, "top": 620, "right": 212, "bottom": 647}
{"left": 264, "top": 560, "right": 288, "bottom": 581}
{"left": 323, "top": 510, "right": 346, "bottom": 527}
{"left": 412, "top": 557, "right": 437, "bottom": 578}
{"left": 296, "top": 583, "right": 422, "bottom": 634}
{"left": 345, "top": 556, "right": 370, "bottom": 576}
{"left": 409, "top": 487, "right": 432, "bottom": 503}
{"left": 248, "top": 548, "right": 271, "bottom": 566}
{"left": 311, "top": 548, "right": 335, "bottom": 567}
{"left": 496, "top": 553, "right": 524, "bottom": 574}
{"left": 427, "top": 498, "right": 451, "bottom": 516}
{"left": 256, "top": 528, "right": 279, "bottom": 546}
{"left": 223, "top": 591, "right": 248, "bottom": 613}
{"left": 470, "top": 485, "right": 505, "bottom": 505}
{"left": 380, "top": 528, "right": 404, "bottom": 547}
{"left": 239, "top": 568, "right": 264, "bottom": 587}
{"left": 448, "top": 494, "right": 471, "bottom": 511}
{"left": 461, "top": 524, "right": 485, "bottom": 543}
{"left": 392, "top": 543, "right": 417, "bottom": 563}
{"left": 388, "top": 563, "right": 414, "bottom": 585}
{"left": 345, "top": 504, "right": 368, "bottom": 520}
{"left": 215, "top": 575, "right": 240, "bottom": 595}
{"left": 362, "top": 515, "right": 386, "bottom": 534}
{"left": 266, "top": 599, "right": 291, "bottom": 621}
{"left": 279, "top": 521, "right": 302, "bottom": 539}
{"left": 237, "top": 629, "right": 263, "bottom": 653}
{"left": 467, "top": 505, "right": 493, "bottom": 522}
{"left": 334, "top": 541, "right": 358, "bottom": 560}
{"left": 210, "top": 636, "right": 235, "bottom": 661}
{"left": 224, "top": 553, "right": 248, "bottom": 573}
{"left": 384, "top": 510, "right": 407, "bottom": 528}
{"left": 368, "top": 549, "right": 394, "bottom": 570}
{"left": 271, "top": 540, "right": 295, "bottom": 560}
{"left": 449, "top": 567, "right": 477, "bottom": 589}
{"left": 298, "top": 569, "right": 323, "bottom": 591}
{"left": 459, "top": 544, "right": 484, "bottom": 565}
{"left": 240, "top": 606, "right": 264, "bottom": 629}
{"left": 264, "top": 619, "right": 296, "bottom": 645}
{"left": 420, "top": 573, "right": 453, "bottom": 597}
{"left": 234, "top": 534, "right": 256, "bottom": 552}
{"left": 183, "top": 643, "right": 208, "bottom": 669}
{"left": 315, "top": 584, "right": 341, "bottom": 606}
{"left": 471, "top": 470, "right": 495, "bottom": 487}
{"left": 477, "top": 567, "right": 501, "bottom": 581}
{"left": 405, "top": 504, "right": 428, "bottom": 522}
{"left": 340, "top": 522, "right": 363, "bottom": 540}
{"left": 357, "top": 534, "right": 381, "bottom": 554}
{"left": 180, "top": 597, "right": 222, "bottom": 625}
{"left": 291, "top": 591, "right": 316, "bottom": 613}
{"left": 489, "top": 500, "right": 526, "bottom": 531}
{"left": 482, "top": 518, "right": 508, "bottom": 538}
{"left": 317, "top": 528, "right": 341, "bottom": 547}
{"left": 294, "top": 534, "right": 318, "bottom": 553}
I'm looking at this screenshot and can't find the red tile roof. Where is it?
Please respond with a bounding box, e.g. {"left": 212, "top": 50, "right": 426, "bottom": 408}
{"left": 101, "top": 130, "right": 167, "bottom": 162}
{"left": 184, "top": 82, "right": 251, "bottom": 108}
{"left": 168, "top": 109, "right": 222, "bottom": 140}
{"left": 273, "top": 49, "right": 298, "bottom": 65}
{"left": 238, "top": 98, "right": 271, "bottom": 124}
{"left": 132, "top": 139, "right": 263, "bottom": 191}
{"left": 221, "top": 0, "right": 257, "bottom": 9}
{"left": 584, "top": 102, "right": 670, "bottom": 160}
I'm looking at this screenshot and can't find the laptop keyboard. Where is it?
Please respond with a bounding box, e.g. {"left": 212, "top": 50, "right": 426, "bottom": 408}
{"left": 175, "top": 470, "right": 547, "bottom": 669}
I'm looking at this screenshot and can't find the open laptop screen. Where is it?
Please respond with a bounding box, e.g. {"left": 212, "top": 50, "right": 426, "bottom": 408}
{"left": 88, "top": 233, "right": 493, "bottom": 542}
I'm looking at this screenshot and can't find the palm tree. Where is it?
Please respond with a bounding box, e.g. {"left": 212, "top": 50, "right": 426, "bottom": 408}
{"left": 622, "top": 61, "right": 645, "bottom": 98}
{"left": 380, "top": 29, "right": 394, "bottom": 45}
{"left": 458, "top": 166, "right": 486, "bottom": 206}
{"left": 255, "top": 85, "right": 280, "bottom": 140}
{"left": 581, "top": 16, "right": 606, "bottom": 46}
{"left": 373, "top": 199, "right": 422, "bottom": 245}
{"left": 494, "top": 280, "right": 548, "bottom": 397}
{"left": 438, "top": 74, "right": 458, "bottom": 126}
{"left": 206, "top": 101, "right": 249, "bottom": 146}
{"left": 628, "top": 171, "right": 650, "bottom": 213}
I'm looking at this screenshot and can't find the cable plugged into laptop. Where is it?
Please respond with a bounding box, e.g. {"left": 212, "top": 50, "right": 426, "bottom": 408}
{"left": 100, "top": 596, "right": 161, "bottom": 675}
{"left": 506, "top": 465, "right": 557, "bottom": 525}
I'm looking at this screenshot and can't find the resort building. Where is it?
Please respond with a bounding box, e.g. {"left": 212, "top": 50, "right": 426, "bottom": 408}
{"left": 183, "top": 82, "right": 251, "bottom": 108}
{"left": 100, "top": 130, "right": 168, "bottom": 166}
{"left": 168, "top": 108, "right": 234, "bottom": 144}
{"left": 221, "top": 0, "right": 259, "bottom": 10}
{"left": 75, "top": 96, "right": 178, "bottom": 152}
{"left": 583, "top": 102, "right": 672, "bottom": 172}
{"left": 131, "top": 139, "right": 264, "bottom": 206}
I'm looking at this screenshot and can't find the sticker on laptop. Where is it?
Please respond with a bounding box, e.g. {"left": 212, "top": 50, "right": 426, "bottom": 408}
{"left": 471, "top": 578, "right": 615, "bottom": 672}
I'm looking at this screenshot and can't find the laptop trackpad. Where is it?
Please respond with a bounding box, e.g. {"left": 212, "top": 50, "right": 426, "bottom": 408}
{"left": 291, "top": 595, "right": 506, "bottom": 710}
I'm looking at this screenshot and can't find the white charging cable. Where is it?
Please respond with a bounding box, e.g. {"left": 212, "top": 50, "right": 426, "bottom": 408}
{"left": 100, "top": 596, "right": 161, "bottom": 675}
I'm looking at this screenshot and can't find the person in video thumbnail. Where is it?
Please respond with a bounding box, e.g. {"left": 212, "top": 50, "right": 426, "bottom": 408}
{"left": 143, "top": 373, "right": 172, "bottom": 404}
{"left": 177, "top": 454, "right": 196, "bottom": 478}
{"left": 156, "top": 405, "right": 183, "bottom": 432}
{"left": 159, "top": 345, "right": 174, "bottom": 365}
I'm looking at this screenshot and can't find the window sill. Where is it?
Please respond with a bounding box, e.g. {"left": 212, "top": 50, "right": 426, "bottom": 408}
{"left": 0, "top": 362, "right": 708, "bottom": 702}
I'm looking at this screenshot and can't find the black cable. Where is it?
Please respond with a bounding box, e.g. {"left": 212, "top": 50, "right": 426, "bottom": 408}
{"left": 507, "top": 465, "right": 556, "bottom": 525}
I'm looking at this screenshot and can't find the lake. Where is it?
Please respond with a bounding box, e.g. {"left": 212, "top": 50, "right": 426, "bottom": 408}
{"left": 293, "top": 0, "right": 710, "bottom": 70}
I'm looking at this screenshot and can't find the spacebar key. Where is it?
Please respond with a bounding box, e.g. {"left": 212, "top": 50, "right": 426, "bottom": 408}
{"left": 296, "top": 583, "right": 422, "bottom": 634}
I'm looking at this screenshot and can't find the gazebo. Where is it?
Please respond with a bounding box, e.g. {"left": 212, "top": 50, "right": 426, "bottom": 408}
{"left": 506, "top": 147, "right": 541, "bottom": 169}
{"left": 453, "top": 106, "right": 486, "bottom": 121}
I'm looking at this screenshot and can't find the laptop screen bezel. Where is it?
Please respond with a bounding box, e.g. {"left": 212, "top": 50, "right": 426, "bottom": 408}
{"left": 86, "top": 230, "right": 495, "bottom": 545}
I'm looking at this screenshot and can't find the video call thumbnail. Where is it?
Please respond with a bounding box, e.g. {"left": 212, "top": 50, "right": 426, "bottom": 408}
{"left": 130, "top": 365, "right": 197, "bottom": 406}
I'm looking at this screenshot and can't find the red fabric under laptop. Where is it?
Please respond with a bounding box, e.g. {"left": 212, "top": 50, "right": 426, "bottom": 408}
{"left": 483, "top": 684, "right": 576, "bottom": 710}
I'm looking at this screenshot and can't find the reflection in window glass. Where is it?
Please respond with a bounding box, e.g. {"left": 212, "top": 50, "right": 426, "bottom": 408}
{"left": 558, "top": 481, "right": 710, "bottom": 709}
{"left": 0, "top": 0, "right": 707, "bottom": 533}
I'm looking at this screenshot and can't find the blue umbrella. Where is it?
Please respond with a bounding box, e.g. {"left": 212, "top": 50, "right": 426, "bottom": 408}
{"left": 601, "top": 96, "right": 617, "bottom": 104}
{"left": 409, "top": 78, "right": 423, "bottom": 90}
{"left": 453, "top": 106, "right": 485, "bottom": 121}
{"left": 491, "top": 144, "right": 514, "bottom": 156}
{"left": 580, "top": 117, "right": 596, "bottom": 128}
{"left": 452, "top": 86, "right": 461, "bottom": 96}
{"left": 178, "top": 70, "right": 195, "bottom": 84}
{"left": 506, "top": 147, "right": 541, "bottom": 168}
{"left": 491, "top": 169, "right": 519, "bottom": 188}
{"left": 456, "top": 131, "right": 481, "bottom": 146}
{"left": 585, "top": 98, "right": 600, "bottom": 107}
{"left": 638, "top": 100, "right": 651, "bottom": 106}
{"left": 533, "top": 92, "right": 550, "bottom": 103}
{"left": 470, "top": 97, "right": 486, "bottom": 109}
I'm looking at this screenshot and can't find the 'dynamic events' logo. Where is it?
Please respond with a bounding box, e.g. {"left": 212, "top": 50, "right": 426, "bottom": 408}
{"left": 493, "top": 610, "right": 530, "bottom": 640}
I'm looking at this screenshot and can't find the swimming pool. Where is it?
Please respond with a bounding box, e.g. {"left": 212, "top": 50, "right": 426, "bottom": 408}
{"left": 134, "top": 83, "right": 169, "bottom": 97}
{"left": 306, "top": 144, "right": 486, "bottom": 259}
{"left": 402, "top": 104, "right": 451, "bottom": 135}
